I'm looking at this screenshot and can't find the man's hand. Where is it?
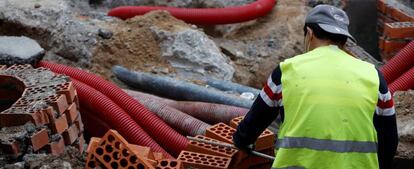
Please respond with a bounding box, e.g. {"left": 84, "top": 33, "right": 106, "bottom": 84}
{"left": 233, "top": 133, "right": 255, "bottom": 154}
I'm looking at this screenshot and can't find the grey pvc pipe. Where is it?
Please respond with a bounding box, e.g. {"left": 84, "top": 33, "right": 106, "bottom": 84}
{"left": 205, "top": 77, "right": 260, "bottom": 96}
{"left": 112, "top": 66, "right": 253, "bottom": 108}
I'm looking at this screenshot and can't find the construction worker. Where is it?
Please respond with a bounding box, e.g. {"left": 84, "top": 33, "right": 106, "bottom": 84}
{"left": 233, "top": 4, "right": 398, "bottom": 169}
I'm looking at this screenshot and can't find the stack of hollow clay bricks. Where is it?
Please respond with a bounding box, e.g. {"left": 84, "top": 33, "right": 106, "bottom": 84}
{"left": 86, "top": 116, "right": 275, "bottom": 169}
{"left": 377, "top": 0, "right": 414, "bottom": 60}
{"left": 85, "top": 129, "right": 183, "bottom": 169}
{"left": 0, "top": 64, "right": 84, "bottom": 157}
{"left": 179, "top": 116, "right": 275, "bottom": 169}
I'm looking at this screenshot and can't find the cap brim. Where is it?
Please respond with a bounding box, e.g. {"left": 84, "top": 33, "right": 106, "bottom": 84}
{"left": 318, "top": 23, "right": 356, "bottom": 43}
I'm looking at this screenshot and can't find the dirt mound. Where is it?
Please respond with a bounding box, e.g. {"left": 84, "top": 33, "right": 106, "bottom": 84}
{"left": 91, "top": 11, "right": 190, "bottom": 82}
{"left": 394, "top": 90, "right": 414, "bottom": 159}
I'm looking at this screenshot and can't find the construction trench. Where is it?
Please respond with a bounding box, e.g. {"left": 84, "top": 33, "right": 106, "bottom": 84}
{"left": 0, "top": 0, "right": 413, "bottom": 168}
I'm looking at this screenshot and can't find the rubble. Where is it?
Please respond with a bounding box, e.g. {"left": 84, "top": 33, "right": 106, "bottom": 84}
{"left": 394, "top": 90, "right": 414, "bottom": 160}
{"left": 0, "top": 36, "right": 45, "bottom": 66}
{"left": 151, "top": 26, "right": 235, "bottom": 80}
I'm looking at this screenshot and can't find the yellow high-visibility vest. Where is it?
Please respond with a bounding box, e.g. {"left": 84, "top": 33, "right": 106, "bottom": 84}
{"left": 273, "top": 45, "right": 379, "bottom": 169}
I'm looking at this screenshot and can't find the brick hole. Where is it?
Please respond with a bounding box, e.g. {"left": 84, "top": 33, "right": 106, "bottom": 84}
{"left": 113, "top": 151, "right": 120, "bottom": 160}
{"left": 129, "top": 155, "right": 137, "bottom": 164}
{"left": 209, "top": 159, "right": 215, "bottom": 162}
{"left": 170, "top": 161, "right": 177, "bottom": 167}
{"left": 185, "top": 155, "right": 192, "bottom": 159}
{"left": 214, "top": 157, "right": 221, "bottom": 160}
{"left": 222, "top": 130, "right": 229, "bottom": 133}
{"left": 219, "top": 164, "right": 226, "bottom": 167}
{"left": 195, "top": 160, "right": 202, "bottom": 163}
{"left": 193, "top": 156, "right": 200, "bottom": 160}
{"left": 178, "top": 157, "right": 185, "bottom": 161}
{"left": 187, "top": 159, "right": 194, "bottom": 162}
{"left": 114, "top": 141, "right": 120, "bottom": 149}
{"left": 160, "top": 160, "right": 168, "bottom": 167}
{"left": 156, "top": 167, "right": 162, "bottom": 169}
{"left": 105, "top": 145, "right": 113, "bottom": 153}
{"left": 96, "top": 147, "right": 104, "bottom": 155}
{"left": 222, "top": 158, "right": 229, "bottom": 161}
{"left": 218, "top": 149, "right": 225, "bottom": 153}
{"left": 210, "top": 128, "right": 216, "bottom": 131}
{"left": 183, "top": 152, "right": 189, "bottom": 155}
{"left": 111, "top": 162, "right": 119, "bottom": 169}
{"left": 201, "top": 158, "right": 207, "bottom": 161}
{"left": 108, "top": 134, "right": 115, "bottom": 143}
{"left": 87, "top": 161, "right": 96, "bottom": 168}
{"left": 190, "top": 141, "right": 196, "bottom": 144}
{"left": 216, "top": 130, "right": 222, "bottom": 134}
{"left": 205, "top": 145, "right": 211, "bottom": 149}
{"left": 226, "top": 136, "right": 232, "bottom": 139}
{"left": 137, "top": 163, "right": 145, "bottom": 169}
{"left": 216, "top": 160, "right": 224, "bottom": 164}
{"left": 122, "top": 149, "right": 130, "bottom": 157}
{"left": 128, "top": 166, "right": 135, "bottom": 169}
{"left": 212, "top": 147, "right": 218, "bottom": 151}
{"left": 202, "top": 161, "right": 209, "bottom": 165}
{"left": 206, "top": 156, "right": 213, "bottom": 159}
{"left": 217, "top": 127, "right": 223, "bottom": 130}
{"left": 197, "top": 143, "right": 203, "bottom": 146}
{"left": 0, "top": 75, "right": 25, "bottom": 112}
{"left": 103, "top": 154, "right": 111, "bottom": 163}
{"left": 120, "top": 158, "right": 128, "bottom": 167}
{"left": 218, "top": 123, "right": 225, "bottom": 127}
{"left": 199, "top": 154, "right": 205, "bottom": 158}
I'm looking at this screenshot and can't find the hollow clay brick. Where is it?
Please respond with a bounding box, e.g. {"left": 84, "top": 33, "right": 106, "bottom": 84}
{"left": 384, "top": 22, "right": 414, "bottom": 38}
{"left": 64, "top": 103, "right": 78, "bottom": 124}
{"left": 62, "top": 124, "right": 79, "bottom": 145}
{"left": 94, "top": 130, "right": 155, "bottom": 169}
{"left": 177, "top": 150, "right": 231, "bottom": 169}
{"left": 186, "top": 135, "right": 238, "bottom": 158}
{"left": 47, "top": 94, "right": 69, "bottom": 115}
{"left": 156, "top": 159, "right": 184, "bottom": 169}
{"left": 48, "top": 114, "right": 69, "bottom": 134}
{"left": 56, "top": 82, "right": 76, "bottom": 104}
{"left": 47, "top": 137, "right": 65, "bottom": 155}
{"left": 1, "top": 139, "right": 21, "bottom": 156}
{"left": 29, "top": 128, "right": 49, "bottom": 151}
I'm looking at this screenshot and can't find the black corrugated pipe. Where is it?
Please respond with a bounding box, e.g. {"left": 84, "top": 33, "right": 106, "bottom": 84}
{"left": 205, "top": 77, "right": 260, "bottom": 96}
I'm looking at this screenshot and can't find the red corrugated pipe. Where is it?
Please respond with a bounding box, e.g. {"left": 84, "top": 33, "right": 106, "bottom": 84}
{"left": 124, "top": 89, "right": 248, "bottom": 124}
{"left": 108, "top": 0, "right": 277, "bottom": 25}
{"left": 389, "top": 67, "right": 414, "bottom": 93}
{"left": 71, "top": 79, "right": 171, "bottom": 157}
{"left": 80, "top": 107, "right": 111, "bottom": 138}
{"left": 135, "top": 95, "right": 211, "bottom": 136}
{"left": 380, "top": 41, "right": 414, "bottom": 84}
{"left": 39, "top": 61, "right": 185, "bottom": 156}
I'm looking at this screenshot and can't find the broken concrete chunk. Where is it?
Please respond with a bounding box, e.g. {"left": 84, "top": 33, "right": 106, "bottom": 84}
{"left": 151, "top": 26, "right": 235, "bottom": 81}
{"left": 0, "top": 36, "right": 45, "bottom": 66}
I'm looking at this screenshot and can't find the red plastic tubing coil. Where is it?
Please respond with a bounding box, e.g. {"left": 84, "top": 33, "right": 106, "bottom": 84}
{"left": 71, "top": 79, "right": 171, "bottom": 157}
{"left": 380, "top": 41, "right": 414, "bottom": 84}
{"left": 108, "top": 0, "right": 277, "bottom": 25}
{"left": 39, "top": 61, "right": 186, "bottom": 157}
{"left": 389, "top": 67, "right": 414, "bottom": 93}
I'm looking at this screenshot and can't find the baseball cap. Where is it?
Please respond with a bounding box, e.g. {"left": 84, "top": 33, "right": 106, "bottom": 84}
{"left": 305, "top": 4, "right": 356, "bottom": 42}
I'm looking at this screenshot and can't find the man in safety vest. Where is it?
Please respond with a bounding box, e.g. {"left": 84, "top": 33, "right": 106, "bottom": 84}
{"left": 233, "top": 4, "right": 398, "bottom": 169}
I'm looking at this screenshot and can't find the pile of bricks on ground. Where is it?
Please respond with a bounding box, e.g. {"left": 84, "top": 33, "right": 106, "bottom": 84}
{"left": 377, "top": 0, "right": 414, "bottom": 61}
{"left": 86, "top": 116, "right": 276, "bottom": 169}
{"left": 86, "top": 130, "right": 182, "bottom": 169}
{"left": 0, "top": 64, "right": 84, "bottom": 158}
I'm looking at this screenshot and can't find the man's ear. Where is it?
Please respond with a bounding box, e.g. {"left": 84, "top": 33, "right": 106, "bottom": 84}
{"left": 306, "top": 27, "right": 313, "bottom": 40}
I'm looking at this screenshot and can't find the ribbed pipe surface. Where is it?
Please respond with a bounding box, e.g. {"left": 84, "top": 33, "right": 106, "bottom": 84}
{"left": 39, "top": 61, "right": 186, "bottom": 156}
{"left": 124, "top": 89, "right": 248, "bottom": 124}
{"left": 108, "top": 0, "right": 276, "bottom": 25}
{"left": 71, "top": 79, "right": 171, "bottom": 157}
{"left": 80, "top": 107, "right": 111, "bottom": 138}
{"left": 380, "top": 41, "right": 414, "bottom": 84}
{"left": 136, "top": 96, "right": 211, "bottom": 136}
{"left": 389, "top": 67, "right": 414, "bottom": 93}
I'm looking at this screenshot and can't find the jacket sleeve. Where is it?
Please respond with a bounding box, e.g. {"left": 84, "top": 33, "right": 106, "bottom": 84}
{"left": 374, "top": 68, "right": 398, "bottom": 169}
{"left": 233, "top": 65, "right": 283, "bottom": 148}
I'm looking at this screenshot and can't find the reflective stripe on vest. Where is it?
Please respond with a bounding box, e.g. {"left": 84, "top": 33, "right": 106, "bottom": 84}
{"left": 276, "top": 137, "right": 377, "bottom": 153}
{"left": 272, "top": 167, "right": 305, "bottom": 169}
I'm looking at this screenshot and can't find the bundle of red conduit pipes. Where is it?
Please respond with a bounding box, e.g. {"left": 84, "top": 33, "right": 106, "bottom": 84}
{"left": 380, "top": 41, "right": 414, "bottom": 93}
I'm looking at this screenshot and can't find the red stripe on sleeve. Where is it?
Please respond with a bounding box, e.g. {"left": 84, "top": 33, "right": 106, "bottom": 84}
{"left": 263, "top": 83, "right": 276, "bottom": 100}
{"left": 377, "top": 99, "right": 394, "bottom": 109}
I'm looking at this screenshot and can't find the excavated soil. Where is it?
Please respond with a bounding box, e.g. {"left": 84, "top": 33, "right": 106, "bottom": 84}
{"left": 394, "top": 90, "right": 414, "bottom": 160}
{"left": 91, "top": 11, "right": 190, "bottom": 81}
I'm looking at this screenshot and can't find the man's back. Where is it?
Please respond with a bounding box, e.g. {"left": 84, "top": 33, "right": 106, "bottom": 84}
{"left": 275, "top": 45, "right": 380, "bottom": 169}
